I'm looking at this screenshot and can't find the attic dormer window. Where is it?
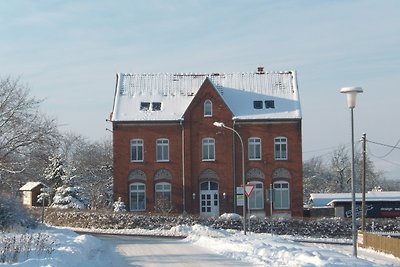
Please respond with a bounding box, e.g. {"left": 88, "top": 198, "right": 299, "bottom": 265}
{"left": 253, "top": 101, "right": 263, "bottom": 109}
{"left": 265, "top": 100, "right": 275, "bottom": 109}
{"left": 152, "top": 102, "right": 162, "bottom": 111}
{"left": 140, "top": 102, "right": 150, "bottom": 111}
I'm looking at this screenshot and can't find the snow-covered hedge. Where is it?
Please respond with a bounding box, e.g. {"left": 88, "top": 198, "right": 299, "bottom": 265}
{"left": 0, "top": 197, "right": 36, "bottom": 231}
{"left": 41, "top": 209, "right": 400, "bottom": 239}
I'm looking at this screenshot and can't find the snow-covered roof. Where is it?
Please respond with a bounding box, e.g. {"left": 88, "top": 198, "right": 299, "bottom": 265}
{"left": 111, "top": 70, "right": 301, "bottom": 122}
{"left": 19, "top": 182, "right": 43, "bottom": 191}
{"left": 309, "top": 191, "right": 400, "bottom": 207}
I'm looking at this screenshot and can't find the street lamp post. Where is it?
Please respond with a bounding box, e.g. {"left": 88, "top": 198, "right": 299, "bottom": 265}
{"left": 213, "top": 121, "right": 247, "bottom": 235}
{"left": 340, "top": 86, "right": 363, "bottom": 257}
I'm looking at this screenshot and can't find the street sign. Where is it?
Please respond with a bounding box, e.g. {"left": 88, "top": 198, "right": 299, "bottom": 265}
{"left": 243, "top": 184, "right": 256, "bottom": 197}
{"left": 236, "top": 187, "right": 244, "bottom": 206}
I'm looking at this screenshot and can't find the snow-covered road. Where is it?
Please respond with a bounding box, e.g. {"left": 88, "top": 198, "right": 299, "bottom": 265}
{"left": 98, "top": 235, "right": 245, "bottom": 266}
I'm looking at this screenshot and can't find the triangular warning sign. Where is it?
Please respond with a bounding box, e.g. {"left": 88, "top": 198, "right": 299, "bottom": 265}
{"left": 243, "top": 184, "right": 255, "bottom": 197}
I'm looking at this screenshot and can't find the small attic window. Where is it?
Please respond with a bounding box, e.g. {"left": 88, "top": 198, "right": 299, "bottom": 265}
{"left": 204, "top": 99, "right": 212, "bottom": 117}
{"left": 253, "top": 101, "right": 263, "bottom": 109}
{"left": 140, "top": 102, "right": 150, "bottom": 111}
{"left": 152, "top": 102, "right": 162, "bottom": 111}
{"left": 265, "top": 100, "right": 275, "bottom": 109}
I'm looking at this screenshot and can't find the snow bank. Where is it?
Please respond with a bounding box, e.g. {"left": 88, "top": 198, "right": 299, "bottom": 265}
{"left": 0, "top": 227, "right": 124, "bottom": 267}
{"left": 182, "top": 225, "right": 400, "bottom": 266}
{"left": 1, "top": 225, "right": 399, "bottom": 266}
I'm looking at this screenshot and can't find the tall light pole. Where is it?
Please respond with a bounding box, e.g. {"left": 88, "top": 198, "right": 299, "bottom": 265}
{"left": 340, "top": 86, "right": 363, "bottom": 257}
{"left": 213, "top": 121, "right": 246, "bottom": 235}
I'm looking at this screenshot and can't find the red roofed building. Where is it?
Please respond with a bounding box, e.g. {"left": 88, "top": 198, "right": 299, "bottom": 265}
{"left": 110, "top": 68, "right": 303, "bottom": 217}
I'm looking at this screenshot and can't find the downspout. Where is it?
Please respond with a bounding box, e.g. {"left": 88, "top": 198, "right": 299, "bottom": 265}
{"left": 232, "top": 119, "right": 237, "bottom": 213}
{"left": 180, "top": 118, "right": 186, "bottom": 214}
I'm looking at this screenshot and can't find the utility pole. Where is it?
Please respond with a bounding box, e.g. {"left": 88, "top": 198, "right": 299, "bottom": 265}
{"left": 362, "top": 133, "right": 367, "bottom": 232}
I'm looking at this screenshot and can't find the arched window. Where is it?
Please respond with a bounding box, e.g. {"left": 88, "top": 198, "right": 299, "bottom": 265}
{"left": 248, "top": 137, "right": 261, "bottom": 160}
{"left": 128, "top": 169, "right": 146, "bottom": 181}
{"left": 154, "top": 169, "right": 172, "bottom": 181}
{"left": 273, "top": 181, "right": 290, "bottom": 209}
{"left": 155, "top": 182, "right": 171, "bottom": 211}
{"left": 248, "top": 181, "right": 264, "bottom": 210}
{"left": 130, "top": 182, "right": 146, "bottom": 211}
{"left": 204, "top": 99, "right": 212, "bottom": 117}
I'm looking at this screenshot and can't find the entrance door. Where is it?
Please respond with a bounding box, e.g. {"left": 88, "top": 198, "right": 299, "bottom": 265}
{"left": 200, "top": 181, "right": 219, "bottom": 217}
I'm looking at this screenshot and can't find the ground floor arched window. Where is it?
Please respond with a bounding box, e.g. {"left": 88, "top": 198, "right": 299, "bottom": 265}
{"left": 248, "top": 181, "right": 264, "bottom": 210}
{"left": 155, "top": 182, "right": 171, "bottom": 211}
{"left": 273, "top": 181, "right": 290, "bottom": 209}
{"left": 130, "top": 183, "right": 146, "bottom": 211}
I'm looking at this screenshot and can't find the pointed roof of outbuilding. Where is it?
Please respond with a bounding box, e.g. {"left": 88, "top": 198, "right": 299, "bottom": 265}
{"left": 111, "top": 69, "right": 301, "bottom": 122}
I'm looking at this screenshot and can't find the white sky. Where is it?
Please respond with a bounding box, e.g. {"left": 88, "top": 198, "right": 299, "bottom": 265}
{"left": 1, "top": 0, "right": 400, "bottom": 180}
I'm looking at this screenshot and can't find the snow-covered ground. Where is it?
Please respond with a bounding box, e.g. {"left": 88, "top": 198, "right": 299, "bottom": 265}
{"left": 1, "top": 224, "right": 399, "bottom": 267}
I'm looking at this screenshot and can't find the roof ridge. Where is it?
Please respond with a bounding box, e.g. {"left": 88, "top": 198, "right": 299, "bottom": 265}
{"left": 119, "top": 71, "right": 294, "bottom": 76}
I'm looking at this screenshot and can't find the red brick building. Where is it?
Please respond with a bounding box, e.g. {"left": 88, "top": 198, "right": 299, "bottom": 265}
{"left": 110, "top": 69, "right": 303, "bottom": 217}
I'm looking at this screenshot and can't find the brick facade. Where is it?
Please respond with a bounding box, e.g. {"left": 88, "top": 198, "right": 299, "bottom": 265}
{"left": 112, "top": 78, "right": 303, "bottom": 217}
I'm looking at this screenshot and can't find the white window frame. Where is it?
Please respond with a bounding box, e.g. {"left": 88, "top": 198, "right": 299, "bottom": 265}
{"left": 130, "top": 182, "right": 146, "bottom": 211}
{"left": 204, "top": 99, "right": 212, "bottom": 117}
{"left": 202, "top": 138, "right": 215, "bottom": 161}
{"left": 152, "top": 102, "right": 162, "bottom": 111}
{"left": 273, "top": 181, "right": 290, "bottom": 209}
{"left": 248, "top": 137, "right": 261, "bottom": 160}
{"left": 274, "top": 137, "right": 287, "bottom": 160}
{"left": 248, "top": 181, "right": 264, "bottom": 210}
{"left": 140, "top": 102, "right": 150, "bottom": 111}
{"left": 155, "top": 182, "right": 172, "bottom": 209}
{"left": 156, "top": 138, "right": 169, "bottom": 162}
{"left": 131, "top": 139, "right": 144, "bottom": 162}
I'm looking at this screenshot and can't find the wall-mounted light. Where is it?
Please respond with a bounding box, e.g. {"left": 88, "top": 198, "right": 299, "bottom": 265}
{"left": 192, "top": 193, "right": 196, "bottom": 200}
{"left": 223, "top": 192, "right": 226, "bottom": 199}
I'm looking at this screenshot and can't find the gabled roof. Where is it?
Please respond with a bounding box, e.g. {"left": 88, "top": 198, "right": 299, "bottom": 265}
{"left": 111, "top": 70, "right": 301, "bottom": 122}
{"left": 19, "top": 182, "right": 43, "bottom": 191}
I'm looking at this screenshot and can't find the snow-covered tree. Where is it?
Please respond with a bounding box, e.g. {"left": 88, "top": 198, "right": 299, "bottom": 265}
{"left": 44, "top": 154, "right": 66, "bottom": 189}
{"left": 0, "top": 76, "right": 58, "bottom": 196}
{"left": 112, "top": 197, "right": 126, "bottom": 212}
{"left": 51, "top": 184, "right": 87, "bottom": 210}
{"left": 43, "top": 155, "right": 88, "bottom": 209}
{"left": 59, "top": 135, "right": 113, "bottom": 209}
{"left": 303, "top": 145, "right": 389, "bottom": 201}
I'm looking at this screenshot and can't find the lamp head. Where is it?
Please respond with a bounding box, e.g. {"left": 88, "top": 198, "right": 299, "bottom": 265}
{"left": 340, "top": 86, "right": 363, "bottom": 108}
{"left": 213, "top": 122, "right": 225, "bottom": 128}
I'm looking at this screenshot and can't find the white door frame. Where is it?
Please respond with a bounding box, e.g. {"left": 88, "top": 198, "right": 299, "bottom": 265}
{"left": 200, "top": 181, "right": 219, "bottom": 217}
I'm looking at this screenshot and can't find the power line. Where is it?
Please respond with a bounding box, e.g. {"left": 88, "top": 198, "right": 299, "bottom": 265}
{"left": 368, "top": 150, "right": 400, "bottom": 167}
{"left": 366, "top": 138, "right": 400, "bottom": 158}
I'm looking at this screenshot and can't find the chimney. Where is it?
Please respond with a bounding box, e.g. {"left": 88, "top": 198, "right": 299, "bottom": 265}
{"left": 257, "top": 66, "right": 265, "bottom": 74}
